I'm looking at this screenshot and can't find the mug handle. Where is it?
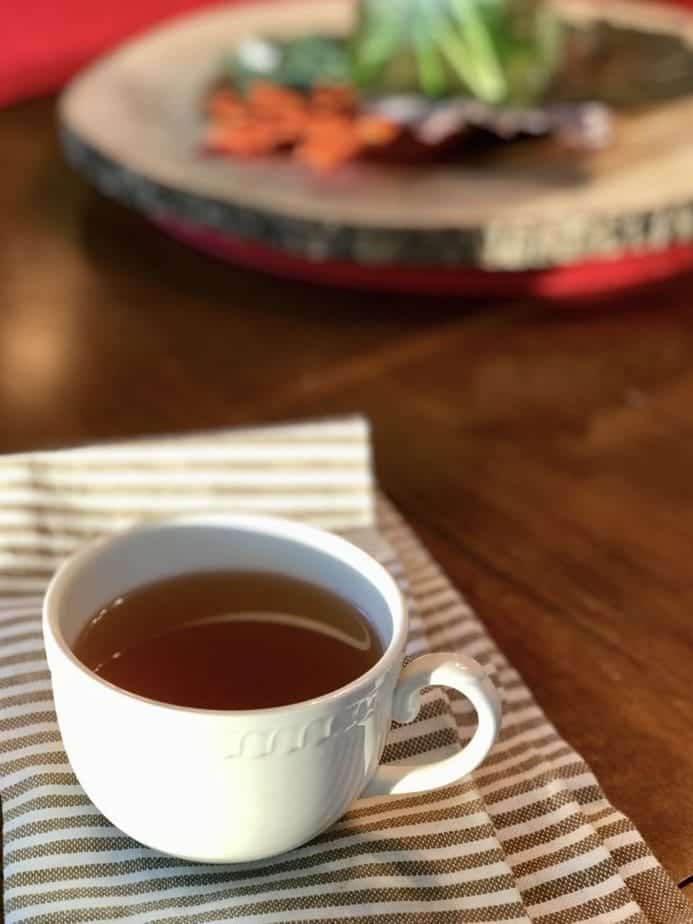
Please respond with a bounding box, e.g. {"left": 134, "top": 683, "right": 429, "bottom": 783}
{"left": 362, "top": 652, "right": 502, "bottom": 798}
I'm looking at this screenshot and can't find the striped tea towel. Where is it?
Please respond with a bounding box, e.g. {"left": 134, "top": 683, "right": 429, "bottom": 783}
{"left": 0, "top": 416, "right": 690, "bottom": 923}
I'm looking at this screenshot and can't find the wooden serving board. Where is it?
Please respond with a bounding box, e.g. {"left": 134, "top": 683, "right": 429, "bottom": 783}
{"left": 60, "top": 0, "right": 693, "bottom": 272}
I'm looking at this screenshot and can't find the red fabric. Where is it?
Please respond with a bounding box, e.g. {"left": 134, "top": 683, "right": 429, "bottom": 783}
{"left": 0, "top": 0, "right": 228, "bottom": 108}
{"left": 157, "top": 218, "right": 693, "bottom": 299}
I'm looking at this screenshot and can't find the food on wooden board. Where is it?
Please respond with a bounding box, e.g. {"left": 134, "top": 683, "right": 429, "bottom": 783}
{"left": 203, "top": 0, "right": 613, "bottom": 171}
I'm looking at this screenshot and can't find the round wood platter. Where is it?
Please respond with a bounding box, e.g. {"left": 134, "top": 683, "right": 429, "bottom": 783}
{"left": 60, "top": 0, "right": 693, "bottom": 279}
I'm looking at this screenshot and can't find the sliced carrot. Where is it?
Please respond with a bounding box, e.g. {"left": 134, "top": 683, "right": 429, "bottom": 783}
{"left": 206, "top": 119, "right": 280, "bottom": 156}
{"left": 204, "top": 79, "right": 400, "bottom": 169}
{"left": 303, "top": 113, "right": 359, "bottom": 138}
{"left": 296, "top": 115, "right": 365, "bottom": 169}
{"left": 310, "top": 84, "right": 356, "bottom": 113}
{"left": 267, "top": 109, "right": 311, "bottom": 145}
{"left": 207, "top": 88, "right": 246, "bottom": 121}
{"left": 247, "top": 81, "right": 307, "bottom": 115}
{"left": 355, "top": 115, "right": 401, "bottom": 147}
{"left": 296, "top": 137, "right": 365, "bottom": 169}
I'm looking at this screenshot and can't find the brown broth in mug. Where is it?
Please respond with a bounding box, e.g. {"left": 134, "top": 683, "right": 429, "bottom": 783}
{"left": 73, "top": 570, "right": 383, "bottom": 710}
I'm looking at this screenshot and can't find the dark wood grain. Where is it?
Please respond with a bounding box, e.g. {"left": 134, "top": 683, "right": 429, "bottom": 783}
{"left": 2, "top": 97, "right": 693, "bottom": 898}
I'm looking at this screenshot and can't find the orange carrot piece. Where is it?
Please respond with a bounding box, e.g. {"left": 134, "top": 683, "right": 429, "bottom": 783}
{"left": 302, "top": 113, "right": 358, "bottom": 138}
{"left": 205, "top": 118, "right": 281, "bottom": 156}
{"left": 296, "top": 115, "right": 366, "bottom": 169}
{"left": 247, "top": 81, "right": 306, "bottom": 114}
{"left": 206, "top": 88, "right": 246, "bottom": 121}
{"left": 310, "top": 84, "right": 356, "bottom": 113}
{"left": 296, "top": 137, "right": 364, "bottom": 169}
{"left": 267, "top": 109, "right": 311, "bottom": 144}
{"left": 205, "top": 79, "right": 396, "bottom": 169}
{"left": 355, "top": 115, "right": 401, "bottom": 147}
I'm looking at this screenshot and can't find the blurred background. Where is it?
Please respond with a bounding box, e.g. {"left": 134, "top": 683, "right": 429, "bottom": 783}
{"left": 3, "top": 0, "right": 693, "bottom": 893}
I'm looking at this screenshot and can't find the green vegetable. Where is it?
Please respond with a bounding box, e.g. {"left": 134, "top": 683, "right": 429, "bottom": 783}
{"left": 280, "top": 35, "right": 353, "bottom": 88}
{"left": 350, "top": 0, "right": 563, "bottom": 105}
{"left": 225, "top": 0, "right": 562, "bottom": 107}
{"left": 226, "top": 35, "right": 352, "bottom": 92}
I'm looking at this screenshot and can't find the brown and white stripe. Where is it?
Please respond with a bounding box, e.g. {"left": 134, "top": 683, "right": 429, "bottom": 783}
{"left": 0, "top": 417, "right": 689, "bottom": 923}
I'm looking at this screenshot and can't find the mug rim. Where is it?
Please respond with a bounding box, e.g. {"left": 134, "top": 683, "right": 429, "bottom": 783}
{"left": 43, "top": 513, "right": 408, "bottom": 719}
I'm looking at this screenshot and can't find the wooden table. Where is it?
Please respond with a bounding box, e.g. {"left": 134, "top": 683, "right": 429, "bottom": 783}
{"left": 2, "top": 97, "right": 692, "bottom": 895}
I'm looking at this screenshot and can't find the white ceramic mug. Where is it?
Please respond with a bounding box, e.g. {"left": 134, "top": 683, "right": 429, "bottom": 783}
{"left": 43, "top": 515, "right": 502, "bottom": 863}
